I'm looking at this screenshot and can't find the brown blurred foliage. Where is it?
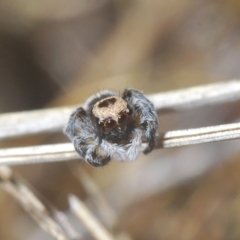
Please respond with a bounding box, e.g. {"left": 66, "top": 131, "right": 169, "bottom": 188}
{"left": 1, "top": 0, "right": 240, "bottom": 239}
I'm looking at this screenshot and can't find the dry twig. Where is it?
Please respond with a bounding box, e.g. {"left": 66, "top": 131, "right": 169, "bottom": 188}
{"left": 0, "top": 80, "right": 240, "bottom": 139}
{"left": 0, "top": 122, "right": 240, "bottom": 165}
{"left": 0, "top": 80, "right": 240, "bottom": 165}
{"left": 0, "top": 166, "right": 81, "bottom": 240}
{"left": 69, "top": 194, "right": 116, "bottom": 240}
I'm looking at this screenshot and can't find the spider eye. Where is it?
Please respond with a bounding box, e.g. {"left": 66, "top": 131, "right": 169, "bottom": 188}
{"left": 104, "top": 119, "right": 117, "bottom": 129}
{"left": 118, "top": 112, "right": 130, "bottom": 124}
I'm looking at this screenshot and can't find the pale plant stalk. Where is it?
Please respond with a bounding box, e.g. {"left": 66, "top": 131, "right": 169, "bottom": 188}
{"left": 0, "top": 166, "right": 81, "bottom": 240}
{"left": 0, "top": 80, "right": 240, "bottom": 139}
{"left": 69, "top": 194, "right": 116, "bottom": 240}
{"left": 0, "top": 121, "right": 240, "bottom": 165}
{"left": 1, "top": 80, "right": 240, "bottom": 165}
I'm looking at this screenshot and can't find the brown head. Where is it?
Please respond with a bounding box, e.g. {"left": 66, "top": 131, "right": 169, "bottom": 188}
{"left": 92, "top": 96, "right": 132, "bottom": 130}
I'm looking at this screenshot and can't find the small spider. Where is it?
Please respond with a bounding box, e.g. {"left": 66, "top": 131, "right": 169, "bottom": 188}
{"left": 64, "top": 89, "right": 159, "bottom": 167}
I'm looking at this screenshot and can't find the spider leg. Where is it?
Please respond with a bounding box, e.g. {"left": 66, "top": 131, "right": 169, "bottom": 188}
{"left": 73, "top": 136, "right": 111, "bottom": 167}
{"left": 126, "top": 128, "right": 142, "bottom": 160}
{"left": 101, "top": 140, "right": 128, "bottom": 161}
{"left": 64, "top": 107, "right": 110, "bottom": 167}
{"left": 64, "top": 107, "right": 87, "bottom": 140}
{"left": 123, "top": 89, "right": 159, "bottom": 154}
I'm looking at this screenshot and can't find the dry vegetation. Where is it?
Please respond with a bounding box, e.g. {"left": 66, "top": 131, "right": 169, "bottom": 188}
{"left": 1, "top": 0, "right": 240, "bottom": 239}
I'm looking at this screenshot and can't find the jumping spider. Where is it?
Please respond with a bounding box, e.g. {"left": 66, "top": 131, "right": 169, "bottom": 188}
{"left": 64, "top": 89, "right": 159, "bottom": 167}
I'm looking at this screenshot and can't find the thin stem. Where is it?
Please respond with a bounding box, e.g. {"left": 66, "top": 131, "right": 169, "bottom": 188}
{"left": 0, "top": 80, "right": 240, "bottom": 139}
{"left": 161, "top": 122, "right": 240, "bottom": 148}
{"left": 69, "top": 194, "right": 116, "bottom": 240}
{"left": 0, "top": 122, "right": 240, "bottom": 165}
{"left": 70, "top": 167, "right": 117, "bottom": 228}
{"left": 0, "top": 166, "right": 81, "bottom": 240}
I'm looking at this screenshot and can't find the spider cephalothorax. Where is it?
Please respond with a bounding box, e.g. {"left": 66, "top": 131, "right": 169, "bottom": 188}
{"left": 92, "top": 96, "right": 133, "bottom": 142}
{"left": 64, "top": 89, "right": 158, "bottom": 167}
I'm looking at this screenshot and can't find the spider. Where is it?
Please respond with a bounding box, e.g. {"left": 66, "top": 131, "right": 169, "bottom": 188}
{"left": 64, "top": 89, "right": 159, "bottom": 167}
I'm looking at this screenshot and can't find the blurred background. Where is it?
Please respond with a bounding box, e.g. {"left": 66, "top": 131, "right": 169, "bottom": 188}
{"left": 1, "top": 0, "right": 240, "bottom": 239}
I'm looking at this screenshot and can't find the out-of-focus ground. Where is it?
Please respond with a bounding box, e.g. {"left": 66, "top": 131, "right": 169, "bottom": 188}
{"left": 0, "top": 0, "right": 240, "bottom": 239}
